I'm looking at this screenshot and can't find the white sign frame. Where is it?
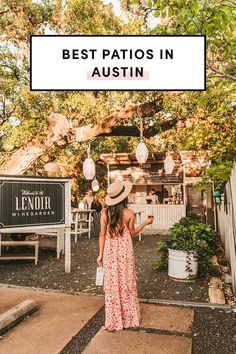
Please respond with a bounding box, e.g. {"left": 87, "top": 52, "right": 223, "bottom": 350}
{"left": 0, "top": 175, "right": 71, "bottom": 232}
{"left": 0, "top": 176, "right": 72, "bottom": 272}
{"left": 30, "top": 35, "right": 206, "bottom": 91}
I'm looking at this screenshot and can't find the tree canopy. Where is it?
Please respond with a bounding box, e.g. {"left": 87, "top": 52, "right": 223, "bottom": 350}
{"left": 0, "top": 0, "right": 235, "bottom": 196}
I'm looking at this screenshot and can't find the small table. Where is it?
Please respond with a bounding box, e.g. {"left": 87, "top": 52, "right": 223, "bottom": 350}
{"left": 71, "top": 209, "right": 95, "bottom": 240}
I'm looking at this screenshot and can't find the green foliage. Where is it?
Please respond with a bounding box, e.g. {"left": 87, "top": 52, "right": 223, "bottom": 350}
{"left": 0, "top": 0, "right": 236, "bottom": 196}
{"left": 199, "top": 160, "right": 234, "bottom": 192}
{"left": 128, "top": 0, "right": 236, "bottom": 189}
{"left": 0, "top": 0, "right": 152, "bottom": 196}
{"left": 156, "top": 212, "right": 219, "bottom": 275}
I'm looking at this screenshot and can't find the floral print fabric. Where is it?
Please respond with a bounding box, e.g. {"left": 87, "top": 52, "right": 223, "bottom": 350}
{"left": 103, "top": 225, "right": 140, "bottom": 331}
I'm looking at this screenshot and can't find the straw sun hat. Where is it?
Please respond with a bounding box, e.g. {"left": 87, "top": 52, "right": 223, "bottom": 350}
{"left": 105, "top": 180, "right": 133, "bottom": 206}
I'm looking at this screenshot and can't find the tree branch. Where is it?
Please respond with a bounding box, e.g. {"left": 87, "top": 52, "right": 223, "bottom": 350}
{"left": 0, "top": 100, "right": 164, "bottom": 175}
{"left": 207, "top": 64, "right": 236, "bottom": 81}
{"left": 98, "top": 118, "right": 177, "bottom": 138}
{"left": 74, "top": 100, "right": 163, "bottom": 141}
{"left": 0, "top": 9, "right": 9, "bottom": 16}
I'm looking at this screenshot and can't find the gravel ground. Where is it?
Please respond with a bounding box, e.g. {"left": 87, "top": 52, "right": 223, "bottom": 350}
{"left": 192, "top": 307, "right": 236, "bottom": 354}
{"left": 61, "top": 306, "right": 105, "bottom": 354}
{"left": 0, "top": 234, "right": 209, "bottom": 302}
{"left": 1, "top": 233, "right": 235, "bottom": 353}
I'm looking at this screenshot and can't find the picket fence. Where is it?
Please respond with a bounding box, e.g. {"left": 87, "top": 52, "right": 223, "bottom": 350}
{"left": 216, "top": 162, "right": 236, "bottom": 295}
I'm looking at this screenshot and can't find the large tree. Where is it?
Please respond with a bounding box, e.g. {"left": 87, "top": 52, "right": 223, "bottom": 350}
{"left": 0, "top": 1, "right": 157, "bottom": 172}
{"left": 0, "top": 0, "right": 235, "bottom": 194}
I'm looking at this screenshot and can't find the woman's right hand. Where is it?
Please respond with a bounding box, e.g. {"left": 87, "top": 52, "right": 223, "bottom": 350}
{"left": 97, "top": 254, "right": 103, "bottom": 266}
{"left": 145, "top": 217, "right": 154, "bottom": 225}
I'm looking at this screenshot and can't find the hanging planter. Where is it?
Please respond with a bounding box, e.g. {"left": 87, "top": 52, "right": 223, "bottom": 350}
{"left": 213, "top": 191, "right": 222, "bottom": 204}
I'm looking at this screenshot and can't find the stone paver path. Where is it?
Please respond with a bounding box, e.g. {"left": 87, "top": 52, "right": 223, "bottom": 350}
{"left": 83, "top": 304, "right": 194, "bottom": 354}
{"left": 0, "top": 286, "right": 104, "bottom": 354}
{"left": 140, "top": 303, "right": 194, "bottom": 333}
{"left": 83, "top": 330, "right": 192, "bottom": 354}
{"left": 0, "top": 286, "right": 195, "bottom": 354}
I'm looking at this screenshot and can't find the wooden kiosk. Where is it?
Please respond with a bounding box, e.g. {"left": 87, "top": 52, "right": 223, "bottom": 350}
{"left": 100, "top": 151, "right": 214, "bottom": 230}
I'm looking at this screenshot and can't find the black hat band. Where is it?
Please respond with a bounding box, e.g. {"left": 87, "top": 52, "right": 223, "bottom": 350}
{"left": 110, "top": 185, "right": 125, "bottom": 199}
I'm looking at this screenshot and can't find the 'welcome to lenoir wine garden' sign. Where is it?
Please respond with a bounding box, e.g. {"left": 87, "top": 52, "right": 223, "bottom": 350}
{"left": 0, "top": 176, "right": 71, "bottom": 230}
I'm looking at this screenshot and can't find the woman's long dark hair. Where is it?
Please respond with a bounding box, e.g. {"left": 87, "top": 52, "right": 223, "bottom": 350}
{"left": 106, "top": 197, "right": 128, "bottom": 236}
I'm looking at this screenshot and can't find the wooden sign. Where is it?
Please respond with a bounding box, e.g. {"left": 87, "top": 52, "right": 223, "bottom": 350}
{"left": 109, "top": 163, "right": 183, "bottom": 185}
{"left": 0, "top": 176, "right": 71, "bottom": 230}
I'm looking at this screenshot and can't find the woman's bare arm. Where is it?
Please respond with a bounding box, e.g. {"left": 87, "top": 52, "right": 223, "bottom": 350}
{"left": 127, "top": 210, "right": 153, "bottom": 237}
{"left": 97, "top": 209, "right": 107, "bottom": 265}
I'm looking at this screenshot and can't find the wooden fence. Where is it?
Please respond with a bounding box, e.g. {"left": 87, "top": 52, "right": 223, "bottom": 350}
{"left": 216, "top": 162, "right": 236, "bottom": 295}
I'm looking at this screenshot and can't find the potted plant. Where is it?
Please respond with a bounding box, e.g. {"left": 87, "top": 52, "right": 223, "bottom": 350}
{"left": 157, "top": 212, "right": 218, "bottom": 281}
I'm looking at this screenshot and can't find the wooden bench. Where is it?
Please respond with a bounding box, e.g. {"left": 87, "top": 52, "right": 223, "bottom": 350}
{"left": 4, "top": 229, "right": 65, "bottom": 259}
{"left": 36, "top": 229, "right": 64, "bottom": 258}
{"left": 0, "top": 241, "right": 39, "bottom": 265}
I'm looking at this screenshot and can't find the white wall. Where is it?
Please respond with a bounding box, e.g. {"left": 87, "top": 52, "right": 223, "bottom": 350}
{"left": 217, "top": 162, "right": 236, "bottom": 295}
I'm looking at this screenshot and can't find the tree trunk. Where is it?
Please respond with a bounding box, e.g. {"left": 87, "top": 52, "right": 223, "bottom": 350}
{"left": 0, "top": 113, "right": 70, "bottom": 175}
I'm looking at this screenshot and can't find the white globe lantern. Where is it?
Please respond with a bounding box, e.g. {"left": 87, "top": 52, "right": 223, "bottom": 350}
{"left": 44, "top": 162, "right": 61, "bottom": 173}
{"left": 92, "top": 178, "right": 99, "bottom": 192}
{"left": 164, "top": 154, "right": 175, "bottom": 174}
{"left": 135, "top": 141, "right": 149, "bottom": 164}
{"left": 83, "top": 157, "right": 96, "bottom": 180}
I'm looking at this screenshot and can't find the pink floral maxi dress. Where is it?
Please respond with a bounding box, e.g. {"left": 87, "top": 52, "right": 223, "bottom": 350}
{"left": 103, "top": 225, "right": 140, "bottom": 331}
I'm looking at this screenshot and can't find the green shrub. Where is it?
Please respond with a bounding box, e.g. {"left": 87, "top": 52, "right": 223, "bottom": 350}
{"left": 156, "top": 212, "right": 219, "bottom": 275}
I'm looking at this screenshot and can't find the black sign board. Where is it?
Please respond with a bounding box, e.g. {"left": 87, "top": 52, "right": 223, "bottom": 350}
{"left": 0, "top": 178, "right": 66, "bottom": 229}
{"left": 110, "top": 163, "right": 183, "bottom": 184}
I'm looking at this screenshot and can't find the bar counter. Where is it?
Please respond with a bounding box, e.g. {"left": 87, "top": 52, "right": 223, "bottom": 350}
{"left": 129, "top": 204, "right": 186, "bottom": 230}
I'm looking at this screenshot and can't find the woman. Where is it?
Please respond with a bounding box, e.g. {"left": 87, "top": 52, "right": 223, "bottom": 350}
{"left": 70, "top": 194, "right": 78, "bottom": 208}
{"left": 91, "top": 196, "right": 102, "bottom": 238}
{"left": 97, "top": 181, "right": 153, "bottom": 331}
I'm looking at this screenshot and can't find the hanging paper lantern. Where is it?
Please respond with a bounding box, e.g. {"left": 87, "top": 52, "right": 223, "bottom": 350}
{"left": 135, "top": 141, "right": 149, "bottom": 164}
{"left": 44, "top": 162, "right": 60, "bottom": 173}
{"left": 83, "top": 157, "right": 96, "bottom": 180}
{"left": 92, "top": 178, "right": 99, "bottom": 192}
{"left": 164, "top": 154, "right": 175, "bottom": 174}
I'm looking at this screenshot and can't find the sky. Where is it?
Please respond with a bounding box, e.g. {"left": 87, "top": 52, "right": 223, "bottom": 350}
{"left": 103, "top": 0, "right": 122, "bottom": 15}
{"left": 32, "top": 0, "right": 159, "bottom": 31}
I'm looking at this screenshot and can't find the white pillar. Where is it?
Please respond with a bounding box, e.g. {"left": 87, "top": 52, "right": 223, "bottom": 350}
{"left": 65, "top": 227, "right": 71, "bottom": 273}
